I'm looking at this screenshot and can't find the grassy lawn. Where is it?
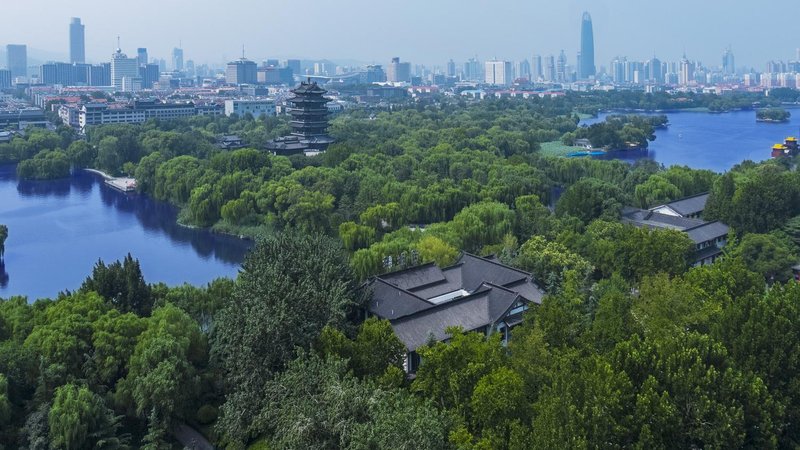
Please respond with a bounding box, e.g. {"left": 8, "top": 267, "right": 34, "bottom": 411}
{"left": 539, "top": 141, "right": 585, "bottom": 157}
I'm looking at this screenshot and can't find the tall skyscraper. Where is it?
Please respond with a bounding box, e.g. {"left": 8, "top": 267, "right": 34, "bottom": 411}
{"left": 286, "top": 59, "right": 301, "bottom": 77}
{"left": 137, "top": 48, "right": 148, "bottom": 67}
{"left": 611, "top": 57, "right": 626, "bottom": 83}
{"left": 484, "top": 60, "right": 513, "bottom": 86}
{"left": 463, "top": 58, "right": 481, "bottom": 81}
{"left": 532, "top": 55, "right": 543, "bottom": 81}
{"left": 69, "top": 18, "right": 85, "bottom": 64}
{"left": 679, "top": 55, "right": 695, "bottom": 86}
{"left": 111, "top": 45, "right": 139, "bottom": 90}
{"left": 544, "top": 55, "right": 556, "bottom": 82}
{"left": 647, "top": 57, "right": 663, "bottom": 84}
{"left": 6, "top": 44, "right": 27, "bottom": 79}
{"left": 557, "top": 50, "right": 567, "bottom": 82}
{"left": 446, "top": 59, "right": 456, "bottom": 77}
{"left": 226, "top": 58, "right": 258, "bottom": 85}
{"left": 516, "top": 59, "right": 531, "bottom": 81}
{"left": 579, "top": 12, "right": 596, "bottom": 79}
{"left": 386, "top": 57, "right": 411, "bottom": 83}
{"left": 172, "top": 47, "right": 184, "bottom": 72}
{"left": 722, "top": 47, "right": 735, "bottom": 74}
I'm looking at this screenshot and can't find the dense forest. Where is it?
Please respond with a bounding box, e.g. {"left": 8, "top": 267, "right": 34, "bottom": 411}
{"left": 3, "top": 90, "right": 800, "bottom": 448}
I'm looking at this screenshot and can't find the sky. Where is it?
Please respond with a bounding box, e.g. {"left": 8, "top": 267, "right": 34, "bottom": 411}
{"left": 1, "top": 0, "right": 798, "bottom": 70}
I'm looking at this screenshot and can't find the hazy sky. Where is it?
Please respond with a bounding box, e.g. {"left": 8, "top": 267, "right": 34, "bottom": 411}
{"left": 2, "top": 0, "right": 798, "bottom": 69}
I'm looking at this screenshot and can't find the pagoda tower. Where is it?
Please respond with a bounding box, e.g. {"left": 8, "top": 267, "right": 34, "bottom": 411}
{"left": 266, "top": 79, "right": 335, "bottom": 155}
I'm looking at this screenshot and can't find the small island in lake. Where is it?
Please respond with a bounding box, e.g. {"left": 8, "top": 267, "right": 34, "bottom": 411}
{"left": 757, "top": 108, "right": 791, "bottom": 123}
{"left": 562, "top": 114, "right": 668, "bottom": 152}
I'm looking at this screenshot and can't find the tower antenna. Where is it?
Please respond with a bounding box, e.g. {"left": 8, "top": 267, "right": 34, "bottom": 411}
{"left": 117, "top": 36, "right": 120, "bottom": 50}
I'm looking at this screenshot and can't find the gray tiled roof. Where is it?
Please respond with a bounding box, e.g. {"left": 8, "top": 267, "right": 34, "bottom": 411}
{"left": 622, "top": 208, "right": 706, "bottom": 231}
{"left": 366, "top": 253, "right": 545, "bottom": 343}
{"left": 368, "top": 278, "right": 434, "bottom": 320}
{"left": 379, "top": 263, "right": 446, "bottom": 291}
{"left": 390, "top": 283, "right": 523, "bottom": 351}
{"left": 685, "top": 221, "right": 729, "bottom": 244}
{"left": 622, "top": 207, "right": 729, "bottom": 245}
{"left": 660, "top": 192, "right": 710, "bottom": 216}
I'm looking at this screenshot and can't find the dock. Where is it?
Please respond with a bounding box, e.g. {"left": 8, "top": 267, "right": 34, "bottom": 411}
{"left": 84, "top": 168, "right": 137, "bottom": 193}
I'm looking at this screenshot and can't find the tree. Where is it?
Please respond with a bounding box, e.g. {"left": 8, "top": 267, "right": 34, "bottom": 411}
{"left": 531, "top": 355, "right": 634, "bottom": 450}
{"left": 80, "top": 254, "right": 153, "bottom": 316}
{"left": 66, "top": 141, "right": 96, "bottom": 168}
{"left": 95, "top": 136, "right": 121, "bottom": 174}
{"left": 48, "top": 383, "right": 126, "bottom": 450}
{"left": 317, "top": 318, "right": 405, "bottom": 380}
{"left": 415, "top": 235, "right": 459, "bottom": 267}
{"left": 732, "top": 233, "right": 797, "bottom": 283}
{"left": 713, "top": 281, "right": 800, "bottom": 446}
{"left": 556, "top": 178, "right": 627, "bottom": 224}
{"left": 515, "top": 235, "right": 592, "bottom": 292}
{"left": 116, "top": 304, "right": 204, "bottom": 431}
{"left": 339, "top": 221, "right": 377, "bottom": 252}
{"left": 212, "top": 231, "right": 360, "bottom": 445}
{"left": 413, "top": 328, "right": 505, "bottom": 420}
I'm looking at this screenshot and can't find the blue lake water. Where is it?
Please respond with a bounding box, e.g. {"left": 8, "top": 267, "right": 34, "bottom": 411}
{"left": 0, "top": 165, "right": 251, "bottom": 300}
{"left": 581, "top": 109, "right": 800, "bottom": 172}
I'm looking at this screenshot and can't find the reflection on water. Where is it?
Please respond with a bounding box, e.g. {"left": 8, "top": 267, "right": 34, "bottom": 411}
{"left": 0, "top": 165, "right": 252, "bottom": 300}
{"left": 0, "top": 261, "right": 8, "bottom": 289}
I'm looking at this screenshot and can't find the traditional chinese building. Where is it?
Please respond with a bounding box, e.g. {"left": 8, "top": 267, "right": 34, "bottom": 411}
{"left": 266, "top": 79, "right": 335, "bottom": 156}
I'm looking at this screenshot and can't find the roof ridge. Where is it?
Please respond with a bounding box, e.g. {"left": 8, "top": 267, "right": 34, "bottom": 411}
{"left": 667, "top": 191, "right": 710, "bottom": 203}
{"left": 460, "top": 252, "right": 532, "bottom": 277}
{"left": 377, "top": 261, "right": 439, "bottom": 278}
{"left": 372, "top": 278, "right": 432, "bottom": 303}
{"left": 389, "top": 288, "right": 493, "bottom": 323}
{"left": 683, "top": 220, "right": 721, "bottom": 232}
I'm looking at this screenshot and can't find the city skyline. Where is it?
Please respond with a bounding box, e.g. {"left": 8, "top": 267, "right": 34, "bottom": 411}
{"left": 0, "top": 0, "right": 798, "bottom": 69}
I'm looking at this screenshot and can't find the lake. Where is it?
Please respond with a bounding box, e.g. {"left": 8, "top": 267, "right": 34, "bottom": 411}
{"left": 581, "top": 109, "right": 800, "bottom": 172}
{"left": 0, "top": 165, "right": 252, "bottom": 300}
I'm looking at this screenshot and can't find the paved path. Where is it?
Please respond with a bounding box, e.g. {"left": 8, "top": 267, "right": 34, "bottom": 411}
{"left": 83, "top": 168, "right": 113, "bottom": 180}
{"left": 173, "top": 423, "right": 215, "bottom": 450}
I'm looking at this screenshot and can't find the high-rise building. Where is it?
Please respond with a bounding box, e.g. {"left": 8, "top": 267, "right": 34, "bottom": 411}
{"left": 463, "top": 58, "right": 481, "bottom": 81}
{"left": 89, "top": 63, "right": 111, "bottom": 86}
{"left": 679, "top": 55, "right": 695, "bottom": 86}
{"left": 286, "top": 59, "right": 301, "bottom": 77}
{"left": 172, "top": 48, "right": 184, "bottom": 72}
{"left": 544, "top": 55, "right": 556, "bottom": 82}
{"left": 722, "top": 47, "right": 735, "bottom": 74}
{"left": 557, "top": 50, "right": 567, "bottom": 82}
{"left": 6, "top": 45, "right": 28, "bottom": 79}
{"left": 484, "top": 60, "right": 513, "bottom": 86}
{"left": 0, "top": 69, "right": 11, "bottom": 89}
{"left": 137, "top": 48, "right": 148, "bottom": 67}
{"left": 111, "top": 46, "right": 139, "bottom": 91}
{"left": 611, "top": 57, "right": 626, "bottom": 83}
{"left": 387, "top": 57, "right": 411, "bottom": 83}
{"left": 516, "top": 59, "right": 531, "bottom": 81}
{"left": 532, "top": 55, "right": 543, "bottom": 81}
{"left": 226, "top": 58, "right": 258, "bottom": 85}
{"left": 69, "top": 18, "right": 85, "bottom": 64}
{"left": 139, "top": 64, "right": 159, "bottom": 88}
{"left": 365, "top": 65, "right": 386, "bottom": 83}
{"left": 647, "top": 57, "right": 663, "bottom": 84}
{"left": 579, "top": 12, "right": 596, "bottom": 79}
{"left": 446, "top": 59, "right": 456, "bottom": 77}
